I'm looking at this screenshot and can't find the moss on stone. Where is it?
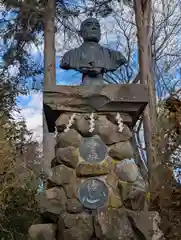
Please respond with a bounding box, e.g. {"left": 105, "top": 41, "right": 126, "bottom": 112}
{"left": 76, "top": 162, "right": 110, "bottom": 177}
{"left": 108, "top": 188, "right": 123, "bottom": 208}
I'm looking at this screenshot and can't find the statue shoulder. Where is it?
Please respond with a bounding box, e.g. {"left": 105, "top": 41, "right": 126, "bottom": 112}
{"left": 100, "top": 46, "right": 127, "bottom": 70}
{"left": 62, "top": 49, "right": 74, "bottom": 60}
{"left": 60, "top": 47, "right": 82, "bottom": 70}
{"left": 104, "top": 47, "right": 127, "bottom": 65}
{"left": 60, "top": 48, "right": 78, "bottom": 69}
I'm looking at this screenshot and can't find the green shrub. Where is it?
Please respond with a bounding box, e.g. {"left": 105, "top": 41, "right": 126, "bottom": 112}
{"left": 0, "top": 176, "right": 40, "bottom": 240}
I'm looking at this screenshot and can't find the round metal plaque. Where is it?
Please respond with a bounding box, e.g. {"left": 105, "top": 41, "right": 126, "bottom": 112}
{"left": 79, "top": 135, "right": 107, "bottom": 163}
{"left": 78, "top": 178, "right": 109, "bottom": 209}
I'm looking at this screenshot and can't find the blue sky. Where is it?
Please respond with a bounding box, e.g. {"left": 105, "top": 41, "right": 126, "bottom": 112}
{"left": 56, "top": 56, "right": 82, "bottom": 85}
{"left": 17, "top": 55, "right": 82, "bottom": 106}
{"left": 15, "top": 55, "right": 83, "bottom": 142}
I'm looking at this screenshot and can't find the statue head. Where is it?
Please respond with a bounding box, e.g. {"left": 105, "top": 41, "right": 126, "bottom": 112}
{"left": 79, "top": 18, "right": 101, "bottom": 43}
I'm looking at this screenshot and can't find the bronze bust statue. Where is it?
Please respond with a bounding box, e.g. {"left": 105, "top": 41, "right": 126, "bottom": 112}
{"left": 60, "top": 18, "right": 127, "bottom": 85}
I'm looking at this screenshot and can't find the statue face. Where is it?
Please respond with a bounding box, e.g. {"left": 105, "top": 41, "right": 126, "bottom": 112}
{"left": 80, "top": 18, "right": 101, "bottom": 42}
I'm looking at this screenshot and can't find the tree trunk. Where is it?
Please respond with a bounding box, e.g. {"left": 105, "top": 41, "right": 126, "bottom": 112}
{"left": 44, "top": 0, "right": 56, "bottom": 90}
{"left": 43, "top": 0, "right": 56, "bottom": 177}
{"left": 133, "top": 0, "right": 157, "bottom": 183}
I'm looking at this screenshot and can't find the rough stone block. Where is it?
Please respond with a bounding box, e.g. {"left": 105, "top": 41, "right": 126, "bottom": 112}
{"left": 115, "top": 159, "right": 139, "bottom": 182}
{"left": 55, "top": 113, "right": 70, "bottom": 132}
{"left": 127, "top": 210, "right": 164, "bottom": 240}
{"left": 96, "top": 116, "right": 132, "bottom": 145}
{"left": 118, "top": 180, "right": 133, "bottom": 201}
{"left": 56, "top": 129, "right": 82, "bottom": 148}
{"left": 74, "top": 114, "right": 91, "bottom": 137}
{"left": 63, "top": 182, "right": 79, "bottom": 199}
{"left": 119, "top": 176, "right": 146, "bottom": 211}
{"left": 58, "top": 212, "right": 93, "bottom": 240}
{"left": 128, "top": 175, "right": 146, "bottom": 211}
{"left": 49, "top": 165, "right": 76, "bottom": 186}
{"left": 35, "top": 187, "right": 66, "bottom": 222}
{"left": 61, "top": 228, "right": 90, "bottom": 240}
{"left": 109, "top": 141, "right": 134, "bottom": 161}
{"left": 76, "top": 162, "right": 110, "bottom": 177}
{"left": 28, "top": 224, "right": 57, "bottom": 240}
{"left": 106, "top": 172, "right": 119, "bottom": 190}
{"left": 94, "top": 208, "right": 135, "bottom": 240}
{"left": 108, "top": 188, "right": 123, "bottom": 208}
{"left": 51, "top": 157, "right": 62, "bottom": 168}
{"left": 67, "top": 199, "right": 83, "bottom": 213}
{"left": 55, "top": 146, "right": 79, "bottom": 168}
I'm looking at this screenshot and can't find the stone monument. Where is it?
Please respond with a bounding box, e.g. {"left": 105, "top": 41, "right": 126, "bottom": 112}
{"left": 29, "top": 18, "right": 164, "bottom": 240}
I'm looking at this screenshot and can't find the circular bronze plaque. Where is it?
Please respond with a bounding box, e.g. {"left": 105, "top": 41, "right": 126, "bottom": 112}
{"left": 78, "top": 178, "right": 109, "bottom": 209}
{"left": 79, "top": 135, "right": 107, "bottom": 163}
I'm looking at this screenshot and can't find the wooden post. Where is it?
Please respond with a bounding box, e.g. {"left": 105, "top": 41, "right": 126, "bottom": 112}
{"left": 133, "top": 0, "right": 157, "bottom": 182}
{"left": 43, "top": 0, "right": 56, "bottom": 175}
{"left": 44, "top": 0, "right": 56, "bottom": 90}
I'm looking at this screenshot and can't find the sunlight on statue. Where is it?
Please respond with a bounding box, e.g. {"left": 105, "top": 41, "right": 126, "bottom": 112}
{"left": 60, "top": 18, "right": 127, "bottom": 85}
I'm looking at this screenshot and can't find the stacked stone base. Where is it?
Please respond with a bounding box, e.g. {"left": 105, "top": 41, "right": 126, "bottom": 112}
{"left": 29, "top": 113, "right": 164, "bottom": 240}
{"left": 29, "top": 209, "right": 163, "bottom": 240}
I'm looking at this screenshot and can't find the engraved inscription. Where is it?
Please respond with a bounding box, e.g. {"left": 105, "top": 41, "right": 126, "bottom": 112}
{"left": 110, "top": 96, "right": 136, "bottom": 101}
{"left": 79, "top": 135, "right": 108, "bottom": 163}
{"left": 78, "top": 178, "right": 108, "bottom": 209}
{"left": 86, "top": 140, "right": 99, "bottom": 162}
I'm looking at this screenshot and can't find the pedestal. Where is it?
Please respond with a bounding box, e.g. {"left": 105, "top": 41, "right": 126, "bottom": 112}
{"left": 28, "top": 84, "right": 164, "bottom": 240}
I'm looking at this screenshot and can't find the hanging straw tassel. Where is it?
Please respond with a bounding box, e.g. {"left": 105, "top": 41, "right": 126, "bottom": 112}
{"left": 64, "top": 113, "right": 77, "bottom": 132}
{"left": 116, "top": 112, "right": 124, "bottom": 132}
{"left": 54, "top": 126, "right": 58, "bottom": 138}
{"left": 89, "top": 113, "right": 95, "bottom": 133}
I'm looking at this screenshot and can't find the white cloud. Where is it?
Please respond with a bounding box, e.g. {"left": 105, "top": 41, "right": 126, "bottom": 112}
{"left": 7, "top": 63, "right": 20, "bottom": 77}
{"left": 13, "top": 92, "right": 43, "bottom": 143}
